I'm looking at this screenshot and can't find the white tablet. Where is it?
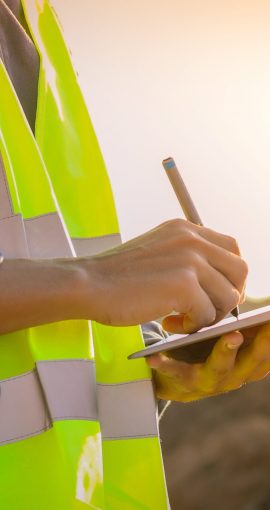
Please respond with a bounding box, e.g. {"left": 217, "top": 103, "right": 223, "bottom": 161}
{"left": 128, "top": 305, "right": 270, "bottom": 360}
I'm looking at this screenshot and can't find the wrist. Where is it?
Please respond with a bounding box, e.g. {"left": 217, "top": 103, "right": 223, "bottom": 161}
{"left": 71, "top": 256, "right": 100, "bottom": 321}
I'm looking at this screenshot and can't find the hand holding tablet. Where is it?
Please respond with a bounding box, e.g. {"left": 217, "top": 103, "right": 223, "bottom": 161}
{"left": 128, "top": 157, "right": 269, "bottom": 402}
{"left": 128, "top": 306, "right": 270, "bottom": 360}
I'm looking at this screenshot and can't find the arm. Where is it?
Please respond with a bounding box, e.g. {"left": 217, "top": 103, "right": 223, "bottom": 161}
{"left": 4, "top": 217, "right": 264, "bottom": 405}
{"left": 0, "top": 219, "right": 246, "bottom": 335}
{"left": 0, "top": 257, "right": 85, "bottom": 334}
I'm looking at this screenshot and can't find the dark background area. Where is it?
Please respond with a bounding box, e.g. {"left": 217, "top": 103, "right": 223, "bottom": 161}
{"left": 160, "top": 377, "right": 270, "bottom": 510}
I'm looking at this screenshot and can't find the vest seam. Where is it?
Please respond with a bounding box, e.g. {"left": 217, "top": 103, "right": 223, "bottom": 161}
{"left": 0, "top": 367, "right": 34, "bottom": 383}
{"left": 0, "top": 29, "right": 12, "bottom": 82}
{"left": 0, "top": 213, "right": 21, "bottom": 222}
{"left": 0, "top": 155, "right": 14, "bottom": 217}
{"left": 37, "top": 358, "right": 94, "bottom": 363}
{"left": 24, "top": 211, "right": 58, "bottom": 221}
{"left": 0, "top": 39, "right": 5, "bottom": 63}
{"left": 53, "top": 416, "right": 97, "bottom": 421}
{"left": 0, "top": 359, "right": 95, "bottom": 383}
{"left": 97, "top": 379, "right": 152, "bottom": 387}
{"left": 72, "top": 233, "right": 120, "bottom": 240}
{"left": 103, "top": 434, "right": 158, "bottom": 441}
{"left": 0, "top": 424, "right": 52, "bottom": 445}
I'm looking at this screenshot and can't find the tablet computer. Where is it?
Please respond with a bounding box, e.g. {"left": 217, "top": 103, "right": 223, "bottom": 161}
{"left": 128, "top": 305, "right": 270, "bottom": 360}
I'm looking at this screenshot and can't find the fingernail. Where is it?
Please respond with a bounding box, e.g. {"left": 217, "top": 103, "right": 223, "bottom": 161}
{"left": 226, "top": 342, "right": 240, "bottom": 350}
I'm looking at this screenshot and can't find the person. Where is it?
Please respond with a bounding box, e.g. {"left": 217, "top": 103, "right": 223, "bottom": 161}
{"left": 1, "top": 1, "right": 270, "bottom": 508}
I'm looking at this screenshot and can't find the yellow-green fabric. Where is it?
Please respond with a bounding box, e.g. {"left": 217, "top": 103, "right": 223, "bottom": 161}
{"left": 0, "top": 58, "right": 102, "bottom": 509}
{"left": 0, "top": 0, "right": 169, "bottom": 508}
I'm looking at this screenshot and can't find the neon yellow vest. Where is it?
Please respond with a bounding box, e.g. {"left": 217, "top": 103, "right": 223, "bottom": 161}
{"left": 0, "top": 1, "right": 169, "bottom": 508}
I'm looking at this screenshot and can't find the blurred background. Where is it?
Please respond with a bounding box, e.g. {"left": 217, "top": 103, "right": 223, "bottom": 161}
{"left": 54, "top": 0, "right": 270, "bottom": 298}
{"left": 53, "top": 1, "right": 270, "bottom": 508}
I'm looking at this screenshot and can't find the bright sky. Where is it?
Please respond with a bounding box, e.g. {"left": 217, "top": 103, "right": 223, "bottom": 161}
{"left": 53, "top": 0, "right": 270, "bottom": 298}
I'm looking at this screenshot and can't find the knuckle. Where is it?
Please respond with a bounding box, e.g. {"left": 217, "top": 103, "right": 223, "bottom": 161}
{"left": 212, "top": 293, "right": 239, "bottom": 321}
{"left": 185, "top": 251, "right": 204, "bottom": 269}
{"left": 210, "top": 365, "right": 229, "bottom": 379}
{"left": 179, "top": 268, "right": 196, "bottom": 286}
{"left": 205, "top": 308, "right": 216, "bottom": 325}
{"left": 166, "top": 218, "right": 186, "bottom": 231}
{"left": 224, "top": 235, "right": 240, "bottom": 254}
{"left": 216, "top": 367, "right": 230, "bottom": 378}
{"left": 222, "top": 290, "right": 240, "bottom": 314}
{"left": 192, "top": 305, "right": 216, "bottom": 329}
{"left": 181, "top": 231, "right": 205, "bottom": 254}
{"left": 238, "top": 258, "right": 249, "bottom": 280}
{"left": 185, "top": 230, "right": 201, "bottom": 246}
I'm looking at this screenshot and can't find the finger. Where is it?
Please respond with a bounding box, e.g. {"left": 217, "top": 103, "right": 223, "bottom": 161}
{"left": 146, "top": 353, "right": 199, "bottom": 400}
{"left": 191, "top": 224, "right": 241, "bottom": 255}
{"left": 203, "top": 241, "right": 248, "bottom": 294}
{"left": 245, "top": 361, "right": 270, "bottom": 382}
{"left": 147, "top": 353, "right": 195, "bottom": 390}
{"left": 163, "top": 275, "right": 216, "bottom": 333}
{"left": 202, "top": 332, "right": 244, "bottom": 387}
{"left": 147, "top": 353, "right": 190, "bottom": 378}
{"left": 240, "top": 288, "right": 246, "bottom": 305}
{"left": 198, "top": 263, "right": 240, "bottom": 322}
{"left": 234, "top": 323, "right": 270, "bottom": 378}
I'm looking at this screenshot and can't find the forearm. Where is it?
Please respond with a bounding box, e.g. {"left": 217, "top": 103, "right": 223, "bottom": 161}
{"left": 0, "top": 219, "right": 247, "bottom": 336}
{"left": 0, "top": 258, "right": 88, "bottom": 334}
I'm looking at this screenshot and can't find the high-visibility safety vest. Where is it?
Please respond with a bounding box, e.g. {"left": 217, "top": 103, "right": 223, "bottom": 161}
{"left": 0, "top": 1, "right": 169, "bottom": 509}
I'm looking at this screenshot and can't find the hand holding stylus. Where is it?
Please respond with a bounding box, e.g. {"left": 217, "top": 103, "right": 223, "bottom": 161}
{"left": 162, "top": 157, "right": 239, "bottom": 319}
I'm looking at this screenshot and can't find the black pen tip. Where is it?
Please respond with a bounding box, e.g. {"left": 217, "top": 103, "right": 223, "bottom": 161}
{"left": 231, "top": 306, "right": 239, "bottom": 319}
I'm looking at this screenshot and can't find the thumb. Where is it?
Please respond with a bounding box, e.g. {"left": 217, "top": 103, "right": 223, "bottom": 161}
{"left": 162, "top": 314, "right": 186, "bottom": 333}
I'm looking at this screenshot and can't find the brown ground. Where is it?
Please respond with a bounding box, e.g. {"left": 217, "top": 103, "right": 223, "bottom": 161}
{"left": 160, "top": 376, "right": 270, "bottom": 510}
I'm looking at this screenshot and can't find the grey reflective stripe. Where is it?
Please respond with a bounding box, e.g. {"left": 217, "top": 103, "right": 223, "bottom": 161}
{"left": 0, "top": 153, "right": 119, "bottom": 259}
{"left": 0, "top": 359, "right": 97, "bottom": 445}
{"left": 0, "top": 152, "right": 13, "bottom": 219}
{"left": 97, "top": 379, "right": 158, "bottom": 440}
{"left": 0, "top": 364, "right": 158, "bottom": 445}
{"left": 72, "top": 233, "right": 121, "bottom": 256}
{"left": 0, "top": 211, "right": 74, "bottom": 259}
{"left": 0, "top": 214, "right": 29, "bottom": 257}
{"left": 24, "top": 212, "right": 75, "bottom": 258}
{"left": 0, "top": 210, "right": 121, "bottom": 259}
{"left": 36, "top": 359, "right": 97, "bottom": 421}
{"left": 0, "top": 155, "right": 75, "bottom": 258}
{"left": 0, "top": 369, "right": 51, "bottom": 445}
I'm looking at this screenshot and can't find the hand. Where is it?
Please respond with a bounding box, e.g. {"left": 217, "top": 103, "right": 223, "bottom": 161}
{"left": 147, "top": 324, "right": 270, "bottom": 402}
{"left": 80, "top": 219, "right": 248, "bottom": 330}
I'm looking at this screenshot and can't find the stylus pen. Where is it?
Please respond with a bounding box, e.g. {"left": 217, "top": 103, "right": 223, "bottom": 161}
{"left": 162, "top": 157, "right": 239, "bottom": 319}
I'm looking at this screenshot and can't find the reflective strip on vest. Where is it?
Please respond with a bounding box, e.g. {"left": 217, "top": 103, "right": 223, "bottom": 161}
{"left": 72, "top": 234, "right": 122, "bottom": 257}
{"left": 0, "top": 363, "right": 158, "bottom": 445}
{"left": 0, "top": 360, "right": 97, "bottom": 445}
{"left": 97, "top": 380, "right": 158, "bottom": 440}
